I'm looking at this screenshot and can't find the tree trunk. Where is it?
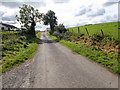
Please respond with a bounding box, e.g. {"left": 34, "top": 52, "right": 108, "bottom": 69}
{"left": 30, "top": 20, "right": 36, "bottom": 36}
{"left": 50, "top": 24, "right": 54, "bottom": 35}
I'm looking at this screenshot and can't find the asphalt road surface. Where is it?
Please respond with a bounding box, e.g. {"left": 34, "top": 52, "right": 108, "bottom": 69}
{"left": 2, "top": 32, "right": 118, "bottom": 88}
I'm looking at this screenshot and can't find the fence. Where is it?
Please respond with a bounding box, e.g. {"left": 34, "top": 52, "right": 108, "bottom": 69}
{"left": 68, "top": 27, "right": 105, "bottom": 37}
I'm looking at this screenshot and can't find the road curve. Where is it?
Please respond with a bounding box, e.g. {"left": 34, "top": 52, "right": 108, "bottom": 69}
{"left": 2, "top": 32, "right": 118, "bottom": 88}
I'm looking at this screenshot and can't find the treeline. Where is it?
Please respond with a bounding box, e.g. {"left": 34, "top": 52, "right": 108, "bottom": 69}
{"left": 16, "top": 4, "right": 68, "bottom": 37}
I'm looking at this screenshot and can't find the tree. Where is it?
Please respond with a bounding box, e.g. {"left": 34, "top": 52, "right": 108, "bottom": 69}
{"left": 16, "top": 4, "right": 43, "bottom": 36}
{"left": 54, "top": 24, "right": 67, "bottom": 33}
{"left": 42, "top": 10, "right": 57, "bottom": 34}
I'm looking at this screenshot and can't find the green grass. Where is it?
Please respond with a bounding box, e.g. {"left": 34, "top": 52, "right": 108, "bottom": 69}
{"left": 68, "top": 22, "right": 119, "bottom": 40}
{"left": 47, "top": 32, "right": 58, "bottom": 40}
{"left": 0, "top": 31, "right": 22, "bottom": 35}
{"left": 2, "top": 43, "right": 38, "bottom": 72}
{"left": 36, "top": 32, "right": 41, "bottom": 38}
{"left": 60, "top": 40, "right": 119, "bottom": 73}
{"left": 1, "top": 31, "right": 42, "bottom": 73}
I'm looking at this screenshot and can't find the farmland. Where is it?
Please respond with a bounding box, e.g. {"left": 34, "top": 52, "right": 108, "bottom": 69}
{"left": 68, "top": 22, "right": 119, "bottom": 40}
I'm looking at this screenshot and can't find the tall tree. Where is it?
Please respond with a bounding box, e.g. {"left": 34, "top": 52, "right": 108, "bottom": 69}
{"left": 43, "top": 10, "right": 57, "bottom": 34}
{"left": 16, "top": 4, "right": 43, "bottom": 36}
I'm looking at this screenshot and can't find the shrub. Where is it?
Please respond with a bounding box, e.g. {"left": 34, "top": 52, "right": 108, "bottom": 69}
{"left": 54, "top": 24, "right": 67, "bottom": 33}
{"left": 62, "top": 32, "right": 73, "bottom": 41}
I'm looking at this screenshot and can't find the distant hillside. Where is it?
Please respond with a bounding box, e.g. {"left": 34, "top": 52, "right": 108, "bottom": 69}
{"left": 68, "top": 22, "right": 119, "bottom": 40}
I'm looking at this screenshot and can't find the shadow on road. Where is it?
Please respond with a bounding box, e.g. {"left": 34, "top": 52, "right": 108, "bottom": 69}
{"left": 40, "top": 39, "right": 56, "bottom": 44}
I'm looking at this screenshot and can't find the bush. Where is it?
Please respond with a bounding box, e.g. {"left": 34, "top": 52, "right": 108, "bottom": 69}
{"left": 62, "top": 32, "right": 72, "bottom": 41}
{"left": 52, "top": 31, "right": 63, "bottom": 41}
{"left": 54, "top": 24, "right": 67, "bottom": 33}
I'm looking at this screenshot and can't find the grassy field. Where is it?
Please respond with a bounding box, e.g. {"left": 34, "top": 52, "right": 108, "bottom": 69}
{"left": 68, "top": 22, "right": 119, "bottom": 40}
{"left": 1, "top": 32, "right": 41, "bottom": 73}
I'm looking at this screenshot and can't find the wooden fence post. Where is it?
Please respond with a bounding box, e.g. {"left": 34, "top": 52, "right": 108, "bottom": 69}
{"left": 85, "top": 28, "right": 89, "bottom": 36}
{"left": 101, "top": 29, "right": 104, "bottom": 36}
{"left": 78, "top": 27, "right": 80, "bottom": 33}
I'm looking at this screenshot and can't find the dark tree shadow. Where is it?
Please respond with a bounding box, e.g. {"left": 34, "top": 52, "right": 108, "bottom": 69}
{"left": 40, "top": 39, "right": 57, "bottom": 44}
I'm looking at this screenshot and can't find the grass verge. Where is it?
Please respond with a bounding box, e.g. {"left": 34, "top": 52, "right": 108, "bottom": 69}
{"left": 2, "top": 32, "right": 42, "bottom": 73}
{"left": 49, "top": 33, "right": 119, "bottom": 74}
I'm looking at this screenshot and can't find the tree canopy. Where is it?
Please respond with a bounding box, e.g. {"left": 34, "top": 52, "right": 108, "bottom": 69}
{"left": 54, "top": 24, "right": 67, "bottom": 33}
{"left": 42, "top": 10, "right": 57, "bottom": 34}
{"left": 16, "top": 4, "right": 43, "bottom": 36}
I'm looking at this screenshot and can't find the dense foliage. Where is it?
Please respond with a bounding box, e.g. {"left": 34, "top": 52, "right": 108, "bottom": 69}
{"left": 16, "top": 4, "right": 43, "bottom": 36}
{"left": 43, "top": 10, "right": 57, "bottom": 34}
{"left": 54, "top": 24, "right": 67, "bottom": 33}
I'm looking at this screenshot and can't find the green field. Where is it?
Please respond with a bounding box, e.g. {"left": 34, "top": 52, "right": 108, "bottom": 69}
{"left": 68, "top": 22, "right": 119, "bottom": 40}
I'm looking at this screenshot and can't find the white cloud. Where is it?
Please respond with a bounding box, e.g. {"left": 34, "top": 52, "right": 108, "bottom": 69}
{"left": 0, "top": 0, "right": 118, "bottom": 30}
{"left": 75, "top": 7, "right": 86, "bottom": 16}
{"left": 53, "top": 0, "right": 70, "bottom": 4}
{"left": 87, "top": 8, "right": 106, "bottom": 17}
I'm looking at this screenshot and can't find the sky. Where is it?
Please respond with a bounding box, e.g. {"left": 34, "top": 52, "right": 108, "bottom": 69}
{"left": 0, "top": 0, "right": 119, "bottom": 31}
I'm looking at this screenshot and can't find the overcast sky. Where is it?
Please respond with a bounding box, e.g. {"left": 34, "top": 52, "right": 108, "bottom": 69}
{"left": 0, "top": 0, "right": 119, "bottom": 30}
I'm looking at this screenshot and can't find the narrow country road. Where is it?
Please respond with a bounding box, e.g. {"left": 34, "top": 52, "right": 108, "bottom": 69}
{"left": 2, "top": 32, "right": 118, "bottom": 88}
